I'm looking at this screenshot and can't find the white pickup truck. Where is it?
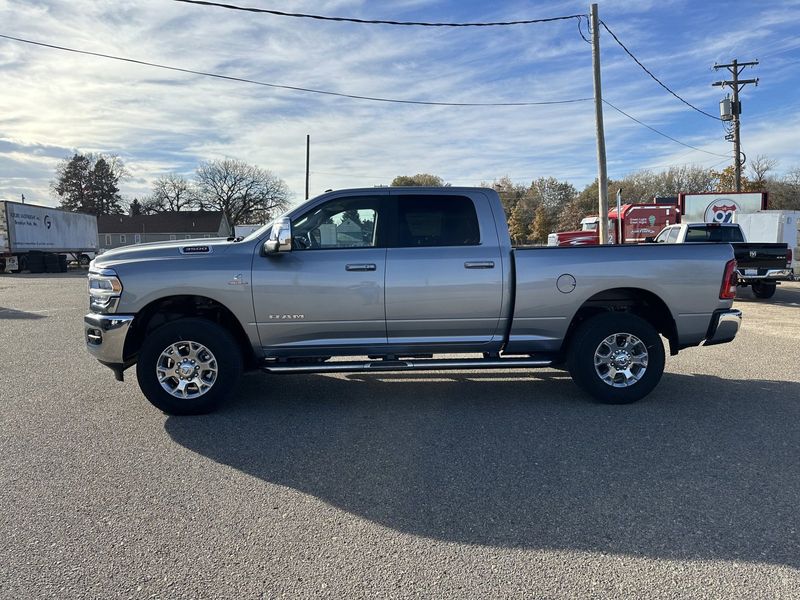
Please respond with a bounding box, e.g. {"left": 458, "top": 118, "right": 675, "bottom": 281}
{"left": 652, "top": 222, "right": 792, "bottom": 299}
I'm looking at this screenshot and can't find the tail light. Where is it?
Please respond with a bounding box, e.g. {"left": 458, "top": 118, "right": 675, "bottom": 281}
{"left": 787, "top": 248, "right": 793, "bottom": 269}
{"left": 720, "top": 259, "right": 737, "bottom": 299}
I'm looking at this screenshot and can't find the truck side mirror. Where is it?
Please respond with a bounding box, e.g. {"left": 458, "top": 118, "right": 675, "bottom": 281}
{"left": 264, "top": 217, "right": 292, "bottom": 254}
{"left": 643, "top": 236, "right": 655, "bottom": 243}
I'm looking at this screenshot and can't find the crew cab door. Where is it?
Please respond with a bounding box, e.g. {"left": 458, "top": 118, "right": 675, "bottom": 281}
{"left": 251, "top": 191, "right": 388, "bottom": 354}
{"left": 384, "top": 191, "right": 504, "bottom": 347}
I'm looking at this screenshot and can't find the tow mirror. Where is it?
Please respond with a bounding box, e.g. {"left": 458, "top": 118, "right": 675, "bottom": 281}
{"left": 264, "top": 217, "right": 292, "bottom": 254}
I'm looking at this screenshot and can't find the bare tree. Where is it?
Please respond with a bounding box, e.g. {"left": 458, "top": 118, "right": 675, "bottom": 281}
{"left": 748, "top": 155, "right": 778, "bottom": 190}
{"left": 144, "top": 173, "right": 197, "bottom": 213}
{"left": 195, "top": 159, "right": 291, "bottom": 226}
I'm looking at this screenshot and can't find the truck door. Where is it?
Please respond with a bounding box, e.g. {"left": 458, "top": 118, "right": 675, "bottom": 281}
{"left": 384, "top": 192, "right": 504, "bottom": 348}
{"left": 251, "top": 192, "right": 389, "bottom": 354}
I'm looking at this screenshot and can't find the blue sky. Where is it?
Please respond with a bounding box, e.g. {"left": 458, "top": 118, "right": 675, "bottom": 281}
{"left": 1, "top": 0, "right": 799, "bottom": 208}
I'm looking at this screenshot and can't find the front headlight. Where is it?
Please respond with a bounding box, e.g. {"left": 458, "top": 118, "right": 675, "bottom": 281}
{"left": 88, "top": 268, "right": 123, "bottom": 313}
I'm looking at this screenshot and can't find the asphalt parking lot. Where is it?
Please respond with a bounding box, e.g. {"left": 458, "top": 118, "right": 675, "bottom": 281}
{"left": 1, "top": 272, "right": 799, "bottom": 599}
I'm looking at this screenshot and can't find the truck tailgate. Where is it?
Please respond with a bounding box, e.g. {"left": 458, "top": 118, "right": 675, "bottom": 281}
{"left": 731, "top": 243, "right": 789, "bottom": 271}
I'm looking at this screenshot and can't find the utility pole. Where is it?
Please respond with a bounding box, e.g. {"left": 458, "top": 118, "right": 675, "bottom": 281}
{"left": 305, "top": 134, "right": 310, "bottom": 200}
{"left": 590, "top": 3, "right": 609, "bottom": 244}
{"left": 713, "top": 59, "right": 758, "bottom": 192}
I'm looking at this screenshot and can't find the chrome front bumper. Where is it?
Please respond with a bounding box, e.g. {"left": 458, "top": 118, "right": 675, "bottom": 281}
{"left": 84, "top": 313, "right": 135, "bottom": 365}
{"left": 704, "top": 309, "right": 742, "bottom": 346}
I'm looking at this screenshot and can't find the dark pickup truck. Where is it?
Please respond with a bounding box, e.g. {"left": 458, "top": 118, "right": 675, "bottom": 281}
{"left": 653, "top": 222, "right": 792, "bottom": 298}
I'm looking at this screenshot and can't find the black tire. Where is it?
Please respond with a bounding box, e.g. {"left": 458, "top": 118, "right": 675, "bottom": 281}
{"left": 27, "top": 256, "right": 45, "bottom": 273}
{"left": 78, "top": 254, "right": 91, "bottom": 266}
{"left": 751, "top": 281, "right": 776, "bottom": 299}
{"left": 136, "top": 318, "right": 243, "bottom": 415}
{"left": 567, "top": 312, "right": 665, "bottom": 405}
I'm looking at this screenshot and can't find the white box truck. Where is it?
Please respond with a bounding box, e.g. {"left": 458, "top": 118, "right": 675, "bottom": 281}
{"left": 735, "top": 210, "right": 800, "bottom": 276}
{"left": 0, "top": 200, "right": 98, "bottom": 273}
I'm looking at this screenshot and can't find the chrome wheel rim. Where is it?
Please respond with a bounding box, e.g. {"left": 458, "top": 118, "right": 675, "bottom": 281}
{"left": 593, "top": 332, "right": 648, "bottom": 388}
{"left": 156, "top": 341, "right": 218, "bottom": 399}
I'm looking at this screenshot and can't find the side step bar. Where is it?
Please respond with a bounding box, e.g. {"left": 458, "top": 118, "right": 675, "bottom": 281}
{"left": 262, "top": 357, "right": 553, "bottom": 375}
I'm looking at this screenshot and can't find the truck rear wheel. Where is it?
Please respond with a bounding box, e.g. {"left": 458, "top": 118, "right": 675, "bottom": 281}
{"left": 136, "top": 318, "right": 242, "bottom": 415}
{"left": 567, "top": 312, "right": 665, "bottom": 405}
{"left": 751, "top": 281, "right": 776, "bottom": 299}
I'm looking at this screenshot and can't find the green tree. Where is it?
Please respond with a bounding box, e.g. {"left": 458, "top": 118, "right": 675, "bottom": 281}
{"left": 483, "top": 176, "right": 530, "bottom": 218}
{"left": 529, "top": 204, "right": 554, "bottom": 245}
{"left": 52, "top": 153, "right": 126, "bottom": 216}
{"left": 390, "top": 173, "right": 448, "bottom": 187}
{"left": 507, "top": 199, "right": 536, "bottom": 245}
{"left": 128, "top": 198, "right": 143, "bottom": 217}
{"left": 711, "top": 165, "right": 751, "bottom": 193}
{"left": 89, "top": 158, "right": 125, "bottom": 215}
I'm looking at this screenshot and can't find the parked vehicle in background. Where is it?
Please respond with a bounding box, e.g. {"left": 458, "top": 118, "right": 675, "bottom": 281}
{"left": 548, "top": 203, "right": 679, "bottom": 247}
{"left": 651, "top": 222, "right": 792, "bottom": 299}
{"left": 735, "top": 211, "right": 800, "bottom": 276}
{"left": 234, "top": 224, "right": 262, "bottom": 239}
{"left": 84, "top": 187, "right": 741, "bottom": 415}
{"left": 0, "top": 201, "right": 98, "bottom": 273}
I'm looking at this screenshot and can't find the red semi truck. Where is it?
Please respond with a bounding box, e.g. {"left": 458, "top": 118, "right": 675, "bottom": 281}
{"left": 547, "top": 203, "right": 680, "bottom": 247}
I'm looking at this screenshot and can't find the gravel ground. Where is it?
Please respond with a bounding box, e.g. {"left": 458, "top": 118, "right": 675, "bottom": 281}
{"left": 1, "top": 272, "right": 799, "bottom": 599}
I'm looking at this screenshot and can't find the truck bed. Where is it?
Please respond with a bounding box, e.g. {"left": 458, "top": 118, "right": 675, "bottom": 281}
{"left": 507, "top": 243, "right": 735, "bottom": 354}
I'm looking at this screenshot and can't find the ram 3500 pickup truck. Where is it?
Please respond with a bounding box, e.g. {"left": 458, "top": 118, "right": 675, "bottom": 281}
{"left": 85, "top": 187, "right": 741, "bottom": 414}
{"left": 652, "top": 222, "right": 792, "bottom": 299}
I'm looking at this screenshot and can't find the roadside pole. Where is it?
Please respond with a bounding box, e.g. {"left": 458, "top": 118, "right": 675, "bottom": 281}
{"left": 590, "top": 3, "right": 609, "bottom": 244}
{"left": 305, "top": 134, "right": 310, "bottom": 200}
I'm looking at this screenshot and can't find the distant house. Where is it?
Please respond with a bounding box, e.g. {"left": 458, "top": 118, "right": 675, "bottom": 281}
{"left": 97, "top": 211, "right": 231, "bottom": 251}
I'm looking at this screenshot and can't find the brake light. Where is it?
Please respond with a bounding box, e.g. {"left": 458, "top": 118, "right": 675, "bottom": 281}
{"left": 720, "top": 259, "right": 737, "bottom": 299}
{"left": 787, "top": 248, "right": 793, "bottom": 269}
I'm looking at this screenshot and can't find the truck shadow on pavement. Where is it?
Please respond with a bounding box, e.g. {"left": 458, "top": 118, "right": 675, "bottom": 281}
{"left": 165, "top": 371, "right": 800, "bottom": 567}
{"left": 735, "top": 283, "right": 800, "bottom": 307}
{"left": 0, "top": 307, "right": 47, "bottom": 319}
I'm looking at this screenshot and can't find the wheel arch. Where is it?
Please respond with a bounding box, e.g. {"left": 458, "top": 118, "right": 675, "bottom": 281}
{"left": 123, "top": 294, "right": 257, "bottom": 369}
{"left": 562, "top": 287, "right": 679, "bottom": 357}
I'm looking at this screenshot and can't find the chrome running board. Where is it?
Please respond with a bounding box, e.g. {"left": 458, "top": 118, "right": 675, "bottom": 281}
{"left": 262, "top": 357, "right": 553, "bottom": 374}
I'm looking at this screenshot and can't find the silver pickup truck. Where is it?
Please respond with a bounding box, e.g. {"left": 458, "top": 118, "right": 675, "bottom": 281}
{"left": 84, "top": 187, "right": 741, "bottom": 414}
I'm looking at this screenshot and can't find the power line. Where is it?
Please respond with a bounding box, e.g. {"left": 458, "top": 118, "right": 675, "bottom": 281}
{"left": 576, "top": 15, "right": 591, "bottom": 44}
{"left": 603, "top": 100, "right": 729, "bottom": 157}
{"left": 0, "top": 33, "right": 593, "bottom": 107}
{"left": 599, "top": 21, "right": 721, "bottom": 121}
{"left": 172, "top": 0, "right": 585, "bottom": 27}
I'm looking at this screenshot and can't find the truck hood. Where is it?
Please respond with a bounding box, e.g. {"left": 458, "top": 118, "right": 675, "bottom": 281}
{"left": 92, "top": 238, "right": 234, "bottom": 268}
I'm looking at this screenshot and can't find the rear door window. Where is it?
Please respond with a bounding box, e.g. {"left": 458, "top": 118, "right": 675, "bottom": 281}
{"left": 393, "top": 195, "right": 480, "bottom": 247}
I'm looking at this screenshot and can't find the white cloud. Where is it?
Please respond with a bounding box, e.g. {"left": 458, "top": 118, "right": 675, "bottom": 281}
{"left": 0, "top": 0, "right": 798, "bottom": 209}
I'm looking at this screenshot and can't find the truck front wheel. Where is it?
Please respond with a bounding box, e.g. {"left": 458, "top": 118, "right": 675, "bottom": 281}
{"left": 567, "top": 313, "right": 665, "bottom": 404}
{"left": 136, "top": 318, "right": 243, "bottom": 415}
{"left": 751, "top": 281, "right": 776, "bottom": 299}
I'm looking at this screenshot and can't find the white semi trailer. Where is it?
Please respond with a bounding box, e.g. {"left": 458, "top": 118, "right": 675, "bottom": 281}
{"left": 0, "top": 200, "right": 98, "bottom": 273}
{"left": 735, "top": 210, "right": 800, "bottom": 276}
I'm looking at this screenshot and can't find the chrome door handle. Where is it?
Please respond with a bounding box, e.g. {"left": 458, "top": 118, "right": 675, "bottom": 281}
{"left": 464, "top": 261, "right": 495, "bottom": 269}
{"left": 346, "top": 263, "right": 377, "bottom": 271}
